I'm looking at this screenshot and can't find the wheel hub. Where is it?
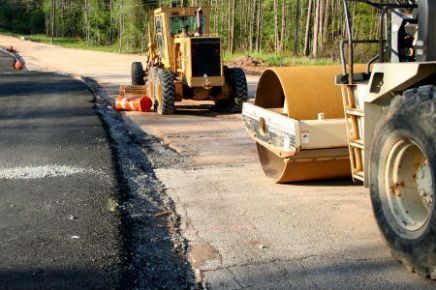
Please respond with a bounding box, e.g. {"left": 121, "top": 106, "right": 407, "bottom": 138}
{"left": 384, "top": 139, "right": 434, "bottom": 232}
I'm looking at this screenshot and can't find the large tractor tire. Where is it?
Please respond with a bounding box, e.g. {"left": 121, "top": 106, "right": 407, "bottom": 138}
{"left": 154, "top": 68, "right": 175, "bottom": 115}
{"left": 369, "top": 85, "right": 436, "bottom": 279}
{"left": 215, "top": 67, "right": 248, "bottom": 113}
{"left": 131, "top": 62, "right": 145, "bottom": 85}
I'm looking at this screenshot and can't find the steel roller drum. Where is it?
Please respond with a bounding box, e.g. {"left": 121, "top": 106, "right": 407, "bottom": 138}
{"left": 254, "top": 65, "right": 365, "bottom": 183}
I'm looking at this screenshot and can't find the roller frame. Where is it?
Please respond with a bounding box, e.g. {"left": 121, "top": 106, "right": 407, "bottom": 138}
{"left": 242, "top": 103, "right": 349, "bottom": 159}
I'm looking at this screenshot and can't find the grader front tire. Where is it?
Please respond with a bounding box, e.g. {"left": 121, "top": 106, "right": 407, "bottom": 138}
{"left": 155, "top": 69, "right": 175, "bottom": 115}
{"left": 369, "top": 86, "right": 436, "bottom": 279}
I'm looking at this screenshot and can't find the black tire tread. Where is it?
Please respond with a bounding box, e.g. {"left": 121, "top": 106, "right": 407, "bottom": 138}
{"left": 370, "top": 85, "right": 436, "bottom": 280}
{"left": 131, "top": 62, "right": 145, "bottom": 85}
{"left": 157, "top": 69, "right": 175, "bottom": 115}
{"left": 231, "top": 67, "right": 249, "bottom": 110}
{"left": 215, "top": 67, "right": 248, "bottom": 113}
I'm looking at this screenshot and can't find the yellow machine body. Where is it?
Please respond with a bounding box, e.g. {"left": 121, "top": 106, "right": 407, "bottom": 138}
{"left": 152, "top": 7, "right": 225, "bottom": 99}
{"left": 243, "top": 65, "right": 366, "bottom": 182}
{"left": 124, "top": 6, "right": 248, "bottom": 115}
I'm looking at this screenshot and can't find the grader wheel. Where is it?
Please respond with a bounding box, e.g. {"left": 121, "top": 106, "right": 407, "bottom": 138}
{"left": 369, "top": 86, "right": 436, "bottom": 279}
{"left": 131, "top": 62, "right": 145, "bottom": 85}
{"left": 155, "top": 68, "right": 175, "bottom": 115}
{"left": 215, "top": 67, "right": 248, "bottom": 113}
{"left": 229, "top": 68, "right": 248, "bottom": 112}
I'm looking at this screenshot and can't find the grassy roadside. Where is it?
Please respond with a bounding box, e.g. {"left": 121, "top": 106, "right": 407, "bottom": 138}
{"left": 27, "top": 34, "right": 120, "bottom": 52}
{"left": 0, "top": 29, "right": 119, "bottom": 53}
{"left": 0, "top": 28, "right": 19, "bottom": 37}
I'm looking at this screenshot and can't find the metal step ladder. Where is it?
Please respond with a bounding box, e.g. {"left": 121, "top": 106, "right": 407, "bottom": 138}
{"left": 341, "top": 85, "right": 365, "bottom": 182}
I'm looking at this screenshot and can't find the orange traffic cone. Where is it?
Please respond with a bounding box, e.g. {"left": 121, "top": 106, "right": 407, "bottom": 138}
{"left": 115, "top": 96, "right": 152, "bottom": 112}
{"left": 14, "top": 59, "right": 24, "bottom": 71}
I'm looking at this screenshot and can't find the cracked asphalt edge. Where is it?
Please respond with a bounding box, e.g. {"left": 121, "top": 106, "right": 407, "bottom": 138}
{"left": 80, "top": 76, "right": 197, "bottom": 289}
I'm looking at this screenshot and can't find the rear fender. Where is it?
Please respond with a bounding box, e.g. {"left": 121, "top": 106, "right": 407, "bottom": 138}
{"left": 366, "top": 62, "right": 436, "bottom": 105}
{"left": 364, "top": 62, "right": 436, "bottom": 186}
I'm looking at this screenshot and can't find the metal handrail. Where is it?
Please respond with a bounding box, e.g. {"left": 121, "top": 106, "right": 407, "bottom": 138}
{"left": 340, "top": 39, "right": 382, "bottom": 77}
{"left": 340, "top": 0, "right": 417, "bottom": 84}
{"left": 348, "top": 0, "right": 416, "bottom": 10}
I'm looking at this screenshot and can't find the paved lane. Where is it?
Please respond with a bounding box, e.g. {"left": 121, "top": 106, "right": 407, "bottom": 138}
{"left": 0, "top": 55, "right": 122, "bottom": 288}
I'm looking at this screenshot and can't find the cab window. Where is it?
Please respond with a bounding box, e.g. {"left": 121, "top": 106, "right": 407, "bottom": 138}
{"left": 170, "top": 15, "right": 206, "bottom": 35}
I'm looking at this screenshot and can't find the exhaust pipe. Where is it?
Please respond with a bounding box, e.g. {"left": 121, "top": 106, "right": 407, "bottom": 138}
{"left": 196, "top": 7, "right": 203, "bottom": 36}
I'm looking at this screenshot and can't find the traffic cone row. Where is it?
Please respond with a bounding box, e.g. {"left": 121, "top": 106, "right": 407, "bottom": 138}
{"left": 115, "top": 95, "right": 152, "bottom": 112}
{"left": 2, "top": 45, "right": 25, "bottom": 71}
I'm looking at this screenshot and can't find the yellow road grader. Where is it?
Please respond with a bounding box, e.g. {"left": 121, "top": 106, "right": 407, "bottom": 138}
{"left": 124, "top": 6, "right": 248, "bottom": 114}
{"left": 243, "top": 0, "right": 436, "bottom": 279}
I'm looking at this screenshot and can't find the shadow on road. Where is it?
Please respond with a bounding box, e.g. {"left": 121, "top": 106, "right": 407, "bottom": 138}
{"left": 0, "top": 268, "right": 120, "bottom": 289}
{"left": 0, "top": 74, "right": 85, "bottom": 98}
{"left": 204, "top": 244, "right": 435, "bottom": 289}
{"left": 174, "top": 103, "right": 240, "bottom": 118}
{"left": 291, "top": 178, "right": 358, "bottom": 187}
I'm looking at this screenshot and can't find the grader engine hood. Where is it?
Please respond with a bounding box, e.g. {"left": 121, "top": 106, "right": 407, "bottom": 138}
{"left": 185, "top": 37, "right": 224, "bottom": 87}
{"left": 190, "top": 38, "right": 221, "bottom": 77}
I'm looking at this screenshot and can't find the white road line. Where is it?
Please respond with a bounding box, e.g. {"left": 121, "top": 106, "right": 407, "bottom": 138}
{"left": 0, "top": 165, "right": 90, "bottom": 179}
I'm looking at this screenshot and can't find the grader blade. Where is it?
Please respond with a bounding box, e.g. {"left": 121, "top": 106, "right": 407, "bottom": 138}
{"left": 119, "top": 85, "right": 148, "bottom": 99}
{"left": 244, "top": 65, "right": 366, "bottom": 183}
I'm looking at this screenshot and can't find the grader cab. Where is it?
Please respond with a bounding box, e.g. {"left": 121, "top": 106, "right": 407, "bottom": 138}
{"left": 243, "top": 0, "right": 436, "bottom": 279}
{"left": 127, "top": 6, "right": 248, "bottom": 114}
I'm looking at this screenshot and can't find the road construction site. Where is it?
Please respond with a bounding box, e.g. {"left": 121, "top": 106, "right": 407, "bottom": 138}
{"left": 1, "top": 34, "right": 435, "bottom": 289}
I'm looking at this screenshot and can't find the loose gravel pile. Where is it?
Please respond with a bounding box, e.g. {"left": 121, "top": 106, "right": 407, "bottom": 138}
{"left": 227, "top": 55, "right": 266, "bottom": 67}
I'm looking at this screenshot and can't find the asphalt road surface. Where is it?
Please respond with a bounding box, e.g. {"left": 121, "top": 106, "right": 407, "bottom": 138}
{"left": 1, "top": 35, "right": 435, "bottom": 289}
{"left": 0, "top": 51, "right": 124, "bottom": 288}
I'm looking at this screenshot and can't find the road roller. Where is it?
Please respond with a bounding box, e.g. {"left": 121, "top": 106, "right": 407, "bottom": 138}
{"left": 242, "top": 0, "right": 436, "bottom": 279}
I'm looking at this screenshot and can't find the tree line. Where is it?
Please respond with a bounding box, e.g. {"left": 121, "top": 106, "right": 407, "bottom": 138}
{"left": 0, "top": 0, "right": 380, "bottom": 58}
